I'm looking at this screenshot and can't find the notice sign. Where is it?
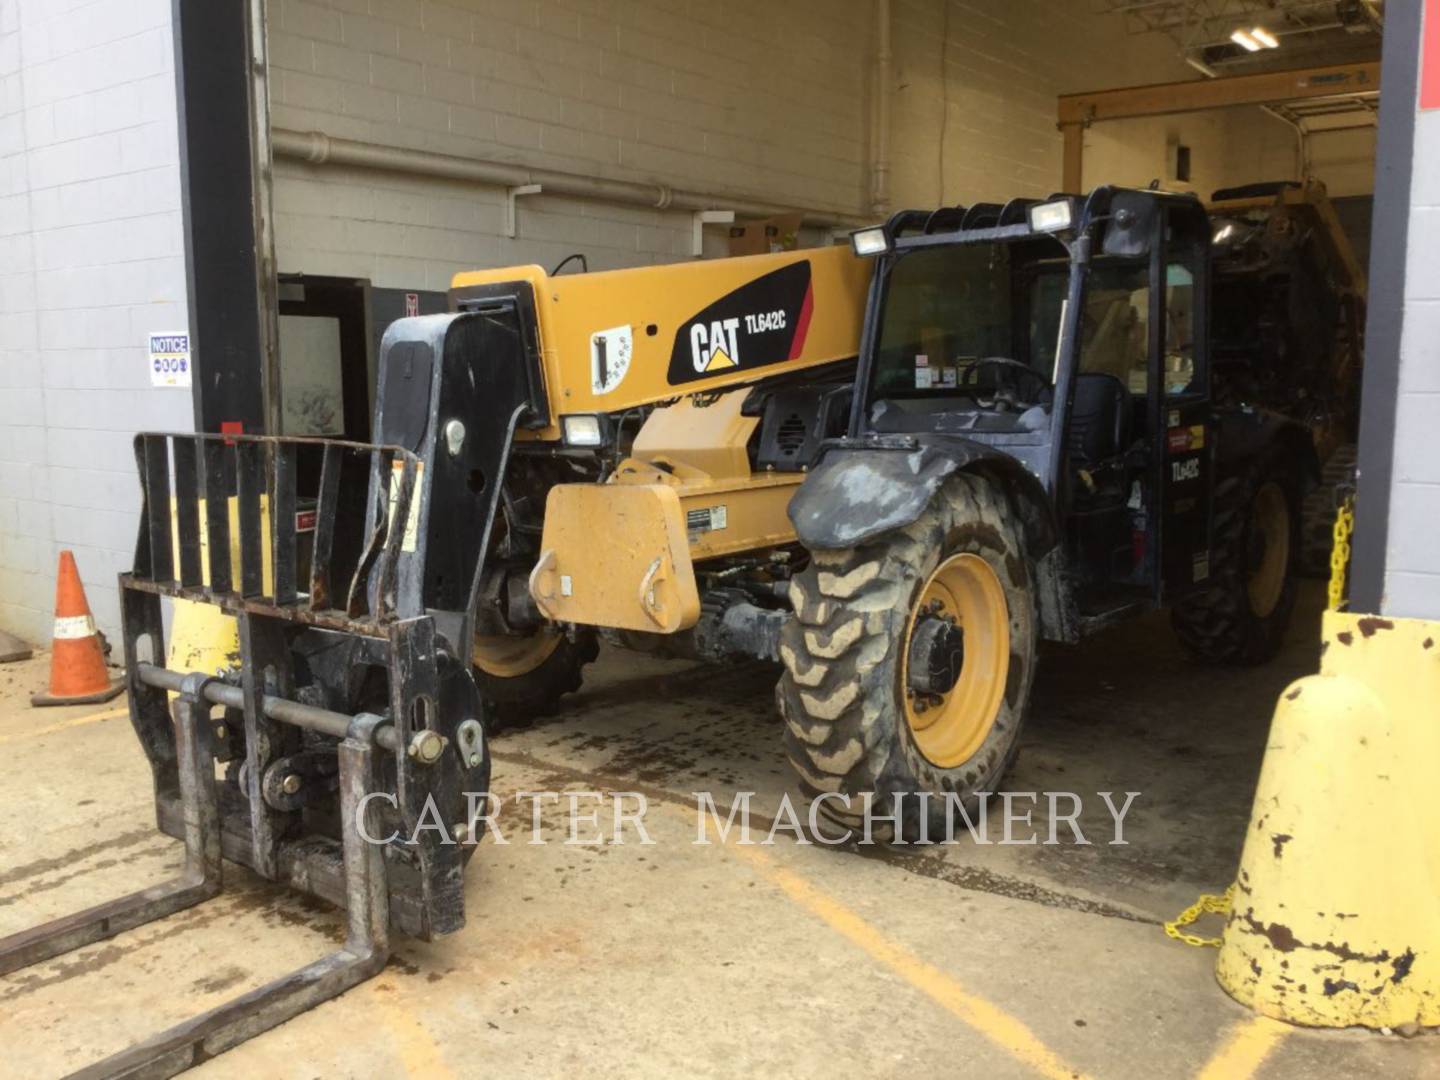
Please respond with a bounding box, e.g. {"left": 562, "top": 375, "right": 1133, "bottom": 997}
{"left": 149, "top": 331, "right": 192, "bottom": 387}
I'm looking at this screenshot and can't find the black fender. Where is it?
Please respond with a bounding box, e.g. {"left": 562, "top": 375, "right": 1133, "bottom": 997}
{"left": 787, "top": 434, "right": 1058, "bottom": 557}
{"left": 1213, "top": 407, "right": 1320, "bottom": 487}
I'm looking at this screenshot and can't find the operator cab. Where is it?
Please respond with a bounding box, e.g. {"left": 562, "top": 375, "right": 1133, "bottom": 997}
{"left": 850, "top": 189, "right": 1215, "bottom": 624}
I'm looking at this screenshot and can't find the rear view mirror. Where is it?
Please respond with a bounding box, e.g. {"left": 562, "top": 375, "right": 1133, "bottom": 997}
{"left": 1101, "top": 191, "right": 1158, "bottom": 259}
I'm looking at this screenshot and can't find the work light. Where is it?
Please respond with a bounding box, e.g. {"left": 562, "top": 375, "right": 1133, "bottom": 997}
{"left": 1028, "top": 200, "right": 1074, "bottom": 234}
{"left": 850, "top": 227, "right": 890, "bottom": 256}
{"left": 562, "top": 414, "right": 605, "bottom": 447}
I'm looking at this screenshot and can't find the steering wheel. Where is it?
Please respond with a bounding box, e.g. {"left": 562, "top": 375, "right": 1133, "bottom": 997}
{"left": 961, "top": 357, "right": 1052, "bottom": 407}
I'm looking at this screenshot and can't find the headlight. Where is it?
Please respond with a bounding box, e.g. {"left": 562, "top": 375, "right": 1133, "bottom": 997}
{"left": 562, "top": 414, "right": 604, "bottom": 447}
{"left": 850, "top": 227, "right": 890, "bottom": 257}
{"left": 1028, "top": 199, "right": 1074, "bottom": 234}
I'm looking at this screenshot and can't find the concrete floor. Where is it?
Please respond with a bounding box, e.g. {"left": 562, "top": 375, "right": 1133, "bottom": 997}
{"left": 0, "top": 583, "right": 1434, "bottom": 1078}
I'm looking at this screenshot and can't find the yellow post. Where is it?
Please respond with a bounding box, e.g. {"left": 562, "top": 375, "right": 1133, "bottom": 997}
{"left": 167, "top": 598, "right": 241, "bottom": 676}
{"left": 1061, "top": 121, "right": 1084, "bottom": 193}
{"left": 1216, "top": 610, "right": 1440, "bottom": 1028}
{"left": 162, "top": 495, "right": 265, "bottom": 679}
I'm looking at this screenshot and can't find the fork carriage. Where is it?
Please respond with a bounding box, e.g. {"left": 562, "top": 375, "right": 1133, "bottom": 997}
{"left": 0, "top": 307, "right": 536, "bottom": 1078}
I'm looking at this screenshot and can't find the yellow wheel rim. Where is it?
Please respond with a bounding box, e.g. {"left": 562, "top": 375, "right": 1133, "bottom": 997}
{"left": 902, "top": 553, "right": 1010, "bottom": 769}
{"left": 473, "top": 630, "right": 562, "bottom": 678}
{"left": 1247, "top": 482, "right": 1290, "bottom": 619}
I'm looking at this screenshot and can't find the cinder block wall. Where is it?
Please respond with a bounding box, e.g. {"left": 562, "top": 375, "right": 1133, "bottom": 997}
{"left": 889, "top": 2, "right": 1375, "bottom": 206}
{"left": 265, "top": 0, "right": 876, "bottom": 287}
{"left": 889, "top": 0, "right": 1189, "bottom": 205}
{"left": 0, "top": 0, "right": 1378, "bottom": 644}
{"left": 267, "top": 0, "right": 1352, "bottom": 288}
{"left": 0, "top": 0, "right": 191, "bottom": 644}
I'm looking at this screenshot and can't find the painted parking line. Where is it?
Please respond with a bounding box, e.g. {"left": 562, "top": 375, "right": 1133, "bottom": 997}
{"left": 1195, "top": 1015, "right": 1290, "bottom": 1080}
{"left": 367, "top": 979, "right": 457, "bottom": 1080}
{"left": 723, "top": 839, "right": 1094, "bottom": 1080}
{"left": 0, "top": 705, "right": 129, "bottom": 746}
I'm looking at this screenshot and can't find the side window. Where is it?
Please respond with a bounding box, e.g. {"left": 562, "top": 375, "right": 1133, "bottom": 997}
{"left": 1078, "top": 263, "right": 1149, "bottom": 393}
{"left": 1026, "top": 271, "right": 1066, "bottom": 381}
{"left": 1163, "top": 262, "right": 1197, "bottom": 396}
{"left": 278, "top": 315, "right": 345, "bottom": 436}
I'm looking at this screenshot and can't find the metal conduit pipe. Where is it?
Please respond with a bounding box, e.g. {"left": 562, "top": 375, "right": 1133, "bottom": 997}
{"left": 137, "top": 661, "right": 401, "bottom": 752}
{"left": 870, "top": 0, "right": 893, "bottom": 216}
{"left": 271, "top": 128, "right": 872, "bottom": 230}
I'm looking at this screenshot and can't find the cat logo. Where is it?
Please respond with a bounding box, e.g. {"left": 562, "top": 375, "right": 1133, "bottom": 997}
{"left": 667, "top": 261, "right": 814, "bottom": 386}
{"left": 690, "top": 318, "right": 741, "bottom": 372}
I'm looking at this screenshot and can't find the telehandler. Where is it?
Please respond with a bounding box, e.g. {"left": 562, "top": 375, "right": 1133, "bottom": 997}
{"left": 1205, "top": 179, "right": 1367, "bottom": 575}
{"left": 1, "top": 186, "right": 1316, "bottom": 1074}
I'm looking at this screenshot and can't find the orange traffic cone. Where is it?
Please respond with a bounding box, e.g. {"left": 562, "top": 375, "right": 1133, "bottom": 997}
{"left": 31, "top": 551, "right": 125, "bottom": 707}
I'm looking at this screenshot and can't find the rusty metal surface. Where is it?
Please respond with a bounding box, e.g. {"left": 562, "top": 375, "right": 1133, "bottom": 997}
{"left": 0, "top": 674, "right": 394, "bottom": 1079}
{"left": 131, "top": 430, "right": 421, "bottom": 628}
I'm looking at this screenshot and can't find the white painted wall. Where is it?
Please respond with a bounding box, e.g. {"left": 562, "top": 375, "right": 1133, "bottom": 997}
{"left": 1384, "top": 102, "right": 1440, "bottom": 617}
{"left": 0, "top": 0, "right": 191, "bottom": 644}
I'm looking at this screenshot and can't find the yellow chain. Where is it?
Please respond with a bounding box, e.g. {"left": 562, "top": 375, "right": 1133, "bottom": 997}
{"left": 1163, "top": 884, "right": 1235, "bottom": 948}
{"left": 1167, "top": 498, "right": 1352, "bottom": 946}
{"left": 1328, "top": 495, "right": 1356, "bottom": 612}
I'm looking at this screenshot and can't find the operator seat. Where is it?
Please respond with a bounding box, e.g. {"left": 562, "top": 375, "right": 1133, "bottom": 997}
{"left": 1066, "top": 372, "right": 1134, "bottom": 511}
{"left": 1068, "top": 372, "right": 1132, "bottom": 467}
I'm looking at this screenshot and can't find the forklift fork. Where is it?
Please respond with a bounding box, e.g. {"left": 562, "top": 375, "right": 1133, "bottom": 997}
{"left": 0, "top": 667, "right": 393, "bottom": 1080}
{"left": 0, "top": 311, "right": 535, "bottom": 1075}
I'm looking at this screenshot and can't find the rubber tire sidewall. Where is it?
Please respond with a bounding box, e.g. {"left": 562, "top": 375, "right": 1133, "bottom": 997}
{"left": 1171, "top": 446, "right": 1300, "bottom": 665}
{"left": 473, "top": 630, "right": 599, "bottom": 731}
{"left": 778, "top": 473, "right": 1038, "bottom": 841}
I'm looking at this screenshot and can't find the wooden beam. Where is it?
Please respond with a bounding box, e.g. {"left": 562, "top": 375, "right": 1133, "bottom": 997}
{"left": 1061, "top": 122, "right": 1084, "bottom": 193}
{"left": 1057, "top": 61, "right": 1381, "bottom": 126}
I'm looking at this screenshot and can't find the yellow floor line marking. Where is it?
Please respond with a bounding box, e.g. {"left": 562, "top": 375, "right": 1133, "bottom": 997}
{"left": 723, "top": 840, "right": 1093, "bottom": 1080}
{"left": 367, "top": 980, "right": 457, "bottom": 1080}
{"left": 1195, "top": 1016, "right": 1290, "bottom": 1080}
{"left": 0, "top": 705, "right": 129, "bottom": 745}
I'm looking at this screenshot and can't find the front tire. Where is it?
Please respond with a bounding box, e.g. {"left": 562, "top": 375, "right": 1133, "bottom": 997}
{"left": 1171, "top": 447, "right": 1300, "bottom": 665}
{"left": 472, "top": 628, "right": 598, "bottom": 731}
{"left": 777, "top": 473, "right": 1038, "bottom": 840}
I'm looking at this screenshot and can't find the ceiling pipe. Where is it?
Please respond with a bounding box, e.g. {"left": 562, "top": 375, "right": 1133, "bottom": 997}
{"left": 870, "top": 0, "right": 893, "bottom": 216}
{"left": 248, "top": 0, "right": 282, "bottom": 434}
{"left": 1181, "top": 54, "right": 1310, "bottom": 181}
{"left": 270, "top": 128, "right": 872, "bottom": 231}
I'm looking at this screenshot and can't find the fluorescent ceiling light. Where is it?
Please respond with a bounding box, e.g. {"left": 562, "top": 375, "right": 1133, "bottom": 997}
{"left": 1250, "top": 26, "right": 1279, "bottom": 48}
{"left": 1231, "top": 28, "right": 1262, "bottom": 51}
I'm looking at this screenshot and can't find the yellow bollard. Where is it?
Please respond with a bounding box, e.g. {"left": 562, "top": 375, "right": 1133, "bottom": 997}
{"left": 162, "top": 493, "right": 273, "bottom": 679}
{"left": 166, "top": 597, "right": 241, "bottom": 676}
{"left": 1216, "top": 610, "right": 1440, "bottom": 1028}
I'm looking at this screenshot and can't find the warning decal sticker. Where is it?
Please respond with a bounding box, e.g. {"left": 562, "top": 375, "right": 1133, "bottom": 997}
{"left": 591, "top": 324, "right": 633, "bottom": 396}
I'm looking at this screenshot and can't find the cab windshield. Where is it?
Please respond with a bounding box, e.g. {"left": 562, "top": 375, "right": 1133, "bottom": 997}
{"left": 869, "top": 239, "right": 1197, "bottom": 416}
{"left": 870, "top": 242, "right": 1060, "bottom": 403}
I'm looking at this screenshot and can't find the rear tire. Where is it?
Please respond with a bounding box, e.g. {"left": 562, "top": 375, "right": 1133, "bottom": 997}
{"left": 472, "top": 629, "right": 598, "bottom": 731}
{"left": 1171, "top": 447, "right": 1300, "bottom": 665}
{"left": 777, "top": 473, "right": 1038, "bottom": 841}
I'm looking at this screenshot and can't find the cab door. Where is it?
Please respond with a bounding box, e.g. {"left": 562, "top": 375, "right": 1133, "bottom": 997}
{"left": 1149, "top": 207, "right": 1215, "bottom": 602}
